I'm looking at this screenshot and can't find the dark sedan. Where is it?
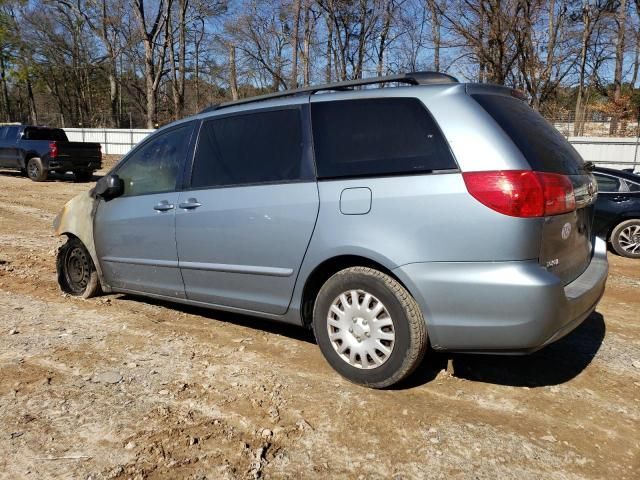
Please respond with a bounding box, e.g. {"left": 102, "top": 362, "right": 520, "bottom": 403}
{"left": 593, "top": 167, "right": 640, "bottom": 258}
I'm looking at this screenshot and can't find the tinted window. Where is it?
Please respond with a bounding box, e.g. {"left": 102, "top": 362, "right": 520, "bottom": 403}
{"left": 311, "top": 98, "right": 456, "bottom": 179}
{"left": 192, "top": 108, "right": 307, "bottom": 188}
{"left": 594, "top": 173, "right": 622, "bottom": 192}
{"left": 0, "top": 127, "right": 6, "bottom": 140}
{"left": 116, "top": 124, "right": 191, "bottom": 196}
{"left": 23, "top": 127, "right": 68, "bottom": 141}
{"left": 472, "top": 94, "right": 585, "bottom": 175}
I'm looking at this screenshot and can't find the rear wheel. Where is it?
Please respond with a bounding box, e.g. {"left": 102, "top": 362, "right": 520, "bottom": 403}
{"left": 57, "top": 237, "right": 101, "bottom": 298}
{"left": 26, "top": 157, "right": 48, "bottom": 182}
{"left": 611, "top": 219, "right": 640, "bottom": 258}
{"left": 312, "top": 267, "right": 427, "bottom": 388}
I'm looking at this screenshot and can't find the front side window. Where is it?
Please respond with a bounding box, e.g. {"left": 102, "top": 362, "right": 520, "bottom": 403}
{"left": 311, "top": 97, "right": 457, "bottom": 179}
{"left": 593, "top": 173, "right": 623, "bottom": 193}
{"left": 116, "top": 124, "right": 192, "bottom": 197}
{"left": 191, "top": 108, "right": 307, "bottom": 189}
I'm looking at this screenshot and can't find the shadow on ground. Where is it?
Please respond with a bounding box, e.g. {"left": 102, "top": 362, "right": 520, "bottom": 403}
{"left": 116, "top": 293, "right": 605, "bottom": 390}
{"left": 445, "top": 312, "right": 606, "bottom": 388}
{"left": 117, "top": 293, "right": 316, "bottom": 345}
{"left": 0, "top": 169, "right": 100, "bottom": 183}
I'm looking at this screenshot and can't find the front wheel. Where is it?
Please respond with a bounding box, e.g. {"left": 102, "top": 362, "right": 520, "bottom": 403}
{"left": 611, "top": 219, "right": 640, "bottom": 258}
{"left": 312, "top": 267, "right": 427, "bottom": 388}
{"left": 57, "top": 237, "right": 101, "bottom": 298}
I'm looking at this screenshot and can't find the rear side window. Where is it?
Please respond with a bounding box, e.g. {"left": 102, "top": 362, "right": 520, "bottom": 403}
{"left": 191, "top": 108, "right": 309, "bottom": 188}
{"left": 23, "top": 127, "right": 68, "bottom": 141}
{"left": 594, "top": 173, "right": 623, "bottom": 192}
{"left": 627, "top": 181, "right": 640, "bottom": 192}
{"left": 311, "top": 98, "right": 456, "bottom": 179}
{"left": 472, "top": 94, "right": 585, "bottom": 175}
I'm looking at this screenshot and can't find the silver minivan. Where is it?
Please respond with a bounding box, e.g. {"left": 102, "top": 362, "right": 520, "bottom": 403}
{"left": 54, "top": 72, "right": 608, "bottom": 388}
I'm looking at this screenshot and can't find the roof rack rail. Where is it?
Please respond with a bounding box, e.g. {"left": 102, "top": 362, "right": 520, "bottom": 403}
{"left": 200, "top": 71, "right": 458, "bottom": 114}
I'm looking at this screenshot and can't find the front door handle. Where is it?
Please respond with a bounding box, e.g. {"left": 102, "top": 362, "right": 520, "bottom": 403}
{"left": 153, "top": 200, "right": 175, "bottom": 212}
{"left": 612, "top": 195, "right": 629, "bottom": 202}
{"left": 179, "top": 198, "right": 202, "bottom": 210}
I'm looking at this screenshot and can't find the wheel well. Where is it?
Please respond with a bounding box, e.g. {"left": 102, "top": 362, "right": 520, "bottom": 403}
{"left": 300, "top": 255, "right": 406, "bottom": 328}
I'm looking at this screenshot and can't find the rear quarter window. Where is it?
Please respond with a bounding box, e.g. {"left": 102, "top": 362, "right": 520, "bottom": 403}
{"left": 311, "top": 97, "right": 456, "bottom": 179}
{"left": 472, "top": 94, "right": 585, "bottom": 175}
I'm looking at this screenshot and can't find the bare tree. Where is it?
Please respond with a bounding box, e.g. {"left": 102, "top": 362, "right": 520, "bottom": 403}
{"left": 133, "top": 0, "right": 171, "bottom": 128}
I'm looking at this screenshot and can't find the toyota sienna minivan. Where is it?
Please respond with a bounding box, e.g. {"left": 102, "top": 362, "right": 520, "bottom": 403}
{"left": 54, "top": 72, "right": 608, "bottom": 388}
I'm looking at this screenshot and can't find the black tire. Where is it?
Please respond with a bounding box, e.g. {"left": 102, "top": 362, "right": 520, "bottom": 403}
{"left": 74, "top": 170, "right": 94, "bottom": 182}
{"left": 19, "top": 168, "right": 27, "bottom": 176}
{"left": 312, "top": 267, "right": 427, "bottom": 389}
{"left": 26, "top": 157, "right": 48, "bottom": 182}
{"left": 57, "top": 237, "right": 101, "bottom": 299}
{"left": 610, "top": 219, "right": 640, "bottom": 258}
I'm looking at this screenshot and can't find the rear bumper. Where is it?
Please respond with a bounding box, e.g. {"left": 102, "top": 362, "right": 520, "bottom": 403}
{"left": 46, "top": 157, "right": 102, "bottom": 172}
{"left": 393, "top": 236, "right": 609, "bottom": 352}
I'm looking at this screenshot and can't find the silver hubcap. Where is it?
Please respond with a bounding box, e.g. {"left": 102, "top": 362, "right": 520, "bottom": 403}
{"left": 327, "top": 289, "right": 395, "bottom": 369}
{"left": 619, "top": 225, "right": 640, "bottom": 254}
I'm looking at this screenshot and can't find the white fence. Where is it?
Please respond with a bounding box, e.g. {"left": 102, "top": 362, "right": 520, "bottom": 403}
{"left": 62, "top": 127, "right": 640, "bottom": 172}
{"left": 567, "top": 137, "right": 640, "bottom": 171}
{"left": 63, "top": 128, "right": 154, "bottom": 155}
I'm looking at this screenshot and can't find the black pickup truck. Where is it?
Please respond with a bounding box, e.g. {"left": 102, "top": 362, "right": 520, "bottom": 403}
{"left": 0, "top": 124, "right": 102, "bottom": 182}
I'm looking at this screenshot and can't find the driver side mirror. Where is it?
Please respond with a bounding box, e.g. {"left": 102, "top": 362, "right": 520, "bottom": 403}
{"left": 94, "top": 174, "right": 124, "bottom": 200}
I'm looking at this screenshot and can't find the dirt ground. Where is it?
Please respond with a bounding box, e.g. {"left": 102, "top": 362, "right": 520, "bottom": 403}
{"left": 0, "top": 161, "right": 639, "bottom": 480}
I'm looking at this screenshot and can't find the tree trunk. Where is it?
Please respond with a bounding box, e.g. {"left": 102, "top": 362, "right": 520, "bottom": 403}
{"left": 290, "top": 0, "right": 301, "bottom": 88}
{"left": 27, "top": 76, "right": 37, "bottom": 125}
{"left": 427, "top": 0, "right": 441, "bottom": 72}
{"left": 302, "top": 0, "right": 312, "bottom": 86}
{"left": 229, "top": 44, "right": 239, "bottom": 100}
{"left": 377, "top": 0, "right": 392, "bottom": 77}
{"left": 325, "top": 14, "right": 333, "bottom": 83}
{"left": 0, "top": 55, "right": 12, "bottom": 121}
{"left": 610, "top": 0, "right": 627, "bottom": 135}
{"left": 574, "top": 2, "right": 591, "bottom": 136}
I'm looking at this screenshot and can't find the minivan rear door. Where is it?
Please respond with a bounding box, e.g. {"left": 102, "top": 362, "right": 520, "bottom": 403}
{"left": 176, "top": 105, "right": 319, "bottom": 315}
{"left": 471, "top": 90, "right": 597, "bottom": 285}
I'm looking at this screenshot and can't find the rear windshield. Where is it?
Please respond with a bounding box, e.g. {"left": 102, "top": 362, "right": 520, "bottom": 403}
{"left": 472, "top": 94, "right": 585, "bottom": 175}
{"left": 23, "top": 127, "right": 68, "bottom": 141}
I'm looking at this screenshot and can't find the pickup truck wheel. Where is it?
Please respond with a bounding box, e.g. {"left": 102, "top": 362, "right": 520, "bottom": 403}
{"left": 312, "top": 267, "right": 427, "bottom": 389}
{"left": 26, "top": 157, "right": 48, "bottom": 182}
{"left": 611, "top": 219, "right": 640, "bottom": 258}
{"left": 57, "top": 237, "right": 101, "bottom": 298}
{"left": 74, "top": 171, "right": 93, "bottom": 182}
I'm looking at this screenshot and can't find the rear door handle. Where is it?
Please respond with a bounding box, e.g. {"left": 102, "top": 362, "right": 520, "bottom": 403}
{"left": 153, "top": 200, "right": 175, "bottom": 212}
{"left": 179, "top": 198, "right": 202, "bottom": 210}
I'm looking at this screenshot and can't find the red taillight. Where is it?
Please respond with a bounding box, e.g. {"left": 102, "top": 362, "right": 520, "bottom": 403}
{"left": 49, "top": 141, "right": 58, "bottom": 158}
{"left": 462, "top": 170, "right": 575, "bottom": 218}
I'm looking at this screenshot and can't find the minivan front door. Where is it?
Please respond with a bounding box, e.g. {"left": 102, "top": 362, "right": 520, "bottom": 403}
{"left": 175, "top": 107, "right": 319, "bottom": 315}
{"left": 94, "top": 123, "right": 195, "bottom": 297}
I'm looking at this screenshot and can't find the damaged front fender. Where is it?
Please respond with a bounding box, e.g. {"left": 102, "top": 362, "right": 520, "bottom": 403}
{"left": 53, "top": 190, "right": 110, "bottom": 292}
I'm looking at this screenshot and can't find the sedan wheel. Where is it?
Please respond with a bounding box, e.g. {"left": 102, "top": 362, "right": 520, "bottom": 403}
{"left": 611, "top": 219, "right": 640, "bottom": 258}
